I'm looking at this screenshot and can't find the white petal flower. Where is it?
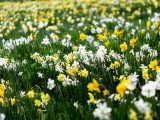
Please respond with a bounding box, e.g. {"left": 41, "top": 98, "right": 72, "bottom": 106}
{"left": 62, "top": 76, "right": 73, "bottom": 87}
{"left": 134, "top": 98, "right": 151, "bottom": 113}
{"left": 73, "top": 101, "right": 79, "bottom": 109}
{"left": 47, "top": 78, "right": 55, "bottom": 90}
{"left": 0, "top": 58, "right": 7, "bottom": 66}
{"left": 42, "top": 37, "right": 50, "bottom": 45}
{"left": 141, "top": 81, "right": 157, "bottom": 98}
{"left": 0, "top": 113, "right": 5, "bottom": 120}
{"left": 126, "top": 73, "right": 139, "bottom": 90}
{"left": 93, "top": 102, "right": 111, "bottom": 120}
{"left": 37, "top": 72, "right": 43, "bottom": 78}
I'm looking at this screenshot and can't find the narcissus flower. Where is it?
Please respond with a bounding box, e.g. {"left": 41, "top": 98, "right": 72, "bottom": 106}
{"left": 104, "top": 41, "right": 110, "bottom": 47}
{"left": 78, "top": 68, "right": 89, "bottom": 77}
{"left": 128, "top": 109, "right": 138, "bottom": 120}
{"left": 79, "top": 33, "right": 86, "bottom": 41}
{"left": 120, "top": 42, "right": 128, "bottom": 52}
{"left": 87, "top": 79, "right": 100, "bottom": 93}
{"left": 66, "top": 66, "right": 79, "bottom": 76}
{"left": 57, "top": 74, "right": 66, "bottom": 81}
{"left": 110, "top": 61, "right": 120, "bottom": 69}
{"left": 130, "top": 38, "right": 137, "bottom": 48}
{"left": 27, "top": 90, "right": 35, "bottom": 98}
{"left": 0, "top": 84, "right": 5, "bottom": 97}
{"left": 10, "top": 97, "right": 16, "bottom": 106}
{"left": 0, "top": 98, "right": 4, "bottom": 106}
{"left": 47, "top": 78, "right": 55, "bottom": 90}
{"left": 41, "top": 92, "right": 50, "bottom": 105}
{"left": 141, "top": 81, "right": 157, "bottom": 98}
{"left": 103, "top": 89, "right": 110, "bottom": 96}
{"left": 142, "top": 69, "right": 149, "bottom": 80}
{"left": 113, "top": 30, "right": 123, "bottom": 37}
{"left": 116, "top": 78, "right": 129, "bottom": 97}
{"left": 93, "top": 102, "right": 112, "bottom": 120}
{"left": 34, "top": 99, "right": 41, "bottom": 107}
{"left": 116, "top": 83, "right": 127, "bottom": 97}
{"left": 144, "top": 112, "right": 153, "bottom": 120}
{"left": 148, "top": 59, "right": 158, "bottom": 70}
{"left": 97, "top": 34, "right": 105, "bottom": 41}
{"left": 146, "top": 21, "right": 151, "bottom": 29}
{"left": 134, "top": 98, "right": 151, "bottom": 113}
{"left": 88, "top": 92, "right": 95, "bottom": 103}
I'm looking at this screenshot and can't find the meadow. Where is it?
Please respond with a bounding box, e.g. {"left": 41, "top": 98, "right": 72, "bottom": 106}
{"left": 0, "top": 0, "right": 160, "bottom": 119}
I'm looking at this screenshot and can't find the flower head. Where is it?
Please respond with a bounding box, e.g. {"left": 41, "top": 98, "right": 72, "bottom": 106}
{"left": 120, "top": 42, "right": 128, "bottom": 52}
{"left": 130, "top": 38, "right": 137, "bottom": 48}
{"left": 87, "top": 79, "right": 100, "bottom": 93}
{"left": 80, "top": 33, "right": 86, "bottom": 41}
{"left": 148, "top": 59, "right": 158, "bottom": 70}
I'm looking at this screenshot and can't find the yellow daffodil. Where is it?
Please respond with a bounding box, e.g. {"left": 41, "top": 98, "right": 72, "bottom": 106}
{"left": 113, "top": 30, "right": 123, "bottom": 37}
{"left": 10, "top": 97, "right": 16, "bottom": 106}
{"left": 103, "top": 89, "right": 110, "bottom": 96}
{"left": 41, "top": 92, "right": 50, "bottom": 105}
{"left": 0, "top": 84, "right": 5, "bottom": 97}
{"left": 129, "top": 109, "right": 138, "bottom": 120}
{"left": 88, "top": 92, "right": 95, "bottom": 103}
{"left": 116, "top": 78, "right": 129, "bottom": 97}
{"left": 34, "top": 99, "right": 41, "bottom": 107}
{"left": 146, "top": 21, "right": 151, "bottom": 29}
{"left": 78, "top": 68, "right": 89, "bottom": 77}
{"left": 27, "top": 90, "right": 35, "bottom": 98}
{"left": 148, "top": 59, "right": 158, "bottom": 70}
{"left": 120, "top": 42, "right": 128, "bottom": 52}
{"left": 97, "top": 34, "right": 105, "bottom": 41}
{"left": 66, "top": 66, "right": 79, "bottom": 76}
{"left": 57, "top": 74, "right": 66, "bottom": 81}
{"left": 144, "top": 112, "right": 153, "bottom": 120}
{"left": 130, "top": 38, "right": 137, "bottom": 48}
{"left": 0, "top": 98, "right": 4, "bottom": 106}
{"left": 80, "top": 33, "right": 86, "bottom": 41}
{"left": 87, "top": 79, "right": 100, "bottom": 93}
{"left": 142, "top": 69, "right": 149, "bottom": 80}
{"left": 110, "top": 61, "right": 120, "bottom": 69}
{"left": 104, "top": 41, "right": 110, "bottom": 47}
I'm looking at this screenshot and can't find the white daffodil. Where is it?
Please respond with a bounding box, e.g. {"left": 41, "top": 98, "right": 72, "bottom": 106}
{"left": 141, "top": 81, "right": 157, "bottom": 98}
{"left": 37, "top": 72, "right": 43, "bottom": 78}
{"left": 0, "top": 113, "right": 5, "bottom": 120}
{"left": 134, "top": 98, "right": 151, "bottom": 113}
{"left": 47, "top": 78, "right": 55, "bottom": 90}
{"left": 93, "top": 102, "right": 112, "bottom": 120}
{"left": 0, "top": 58, "right": 7, "bottom": 66}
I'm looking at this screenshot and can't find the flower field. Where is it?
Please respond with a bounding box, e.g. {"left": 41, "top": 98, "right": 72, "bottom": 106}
{"left": 0, "top": 0, "right": 160, "bottom": 119}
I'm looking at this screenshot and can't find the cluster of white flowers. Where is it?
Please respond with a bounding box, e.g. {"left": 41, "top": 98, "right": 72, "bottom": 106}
{"left": 96, "top": 45, "right": 107, "bottom": 62}
{"left": 134, "top": 44, "right": 158, "bottom": 61}
{"left": 2, "top": 36, "right": 32, "bottom": 51}
{"left": 74, "top": 45, "right": 95, "bottom": 65}
{"left": 61, "top": 34, "right": 72, "bottom": 47}
{"left": 62, "top": 76, "right": 78, "bottom": 87}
